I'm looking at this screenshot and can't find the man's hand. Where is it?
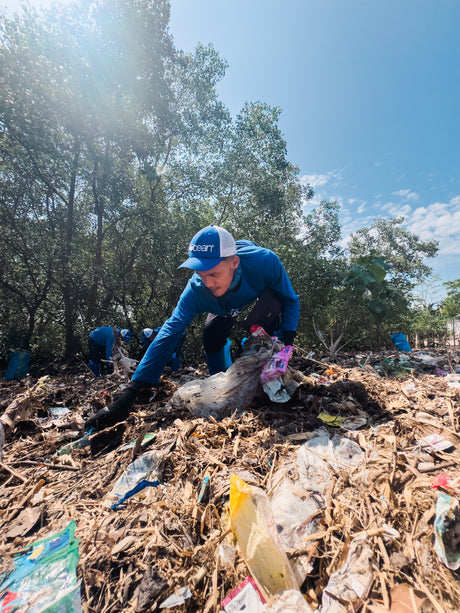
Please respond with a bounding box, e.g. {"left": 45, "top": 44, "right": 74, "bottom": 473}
{"left": 282, "top": 330, "right": 296, "bottom": 346}
{"left": 101, "top": 360, "right": 114, "bottom": 375}
{"left": 134, "top": 381, "right": 161, "bottom": 403}
{"left": 147, "top": 385, "right": 160, "bottom": 402}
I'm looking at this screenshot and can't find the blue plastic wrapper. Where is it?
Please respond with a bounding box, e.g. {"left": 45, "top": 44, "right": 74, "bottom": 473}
{"left": 434, "top": 493, "right": 460, "bottom": 570}
{"left": 391, "top": 333, "right": 412, "bottom": 352}
{"left": 0, "top": 521, "right": 81, "bottom": 612}
{"left": 108, "top": 452, "right": 162, "bottom": 510}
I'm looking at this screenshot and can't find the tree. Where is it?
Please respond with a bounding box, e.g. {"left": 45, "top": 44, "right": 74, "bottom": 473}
{"left": 195, "top": 101, "right": 307, "bottom": 247}
{"left": 348, "top": 217, "right": 439, "bottom": 293}
{"left": 1, "top": 1, "right": 159, "bottom": 357}
{"left": 288, "top": 200, "right": 348, "bottom": 349}
{"left": 441, "top": 279, "right": 460, "bottom": 346}
{"left": 408, "top": 305, "right": 447, "bottom": 348}
{"left": 342, "top": 254, "right": 407, "bottom": 346}
{"left": 0, "top": 0, "right": 230, "bottom": 360}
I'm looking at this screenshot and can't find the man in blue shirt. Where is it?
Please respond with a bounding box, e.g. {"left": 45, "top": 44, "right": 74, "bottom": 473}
{"left": 86, "top": 225, "right": 299, "bottom": 429}
{"left": 88, "top": 326, "right": 131, "bottom": 376}
{"left": 141, "top": 327, "right": 186, "bottom": 372}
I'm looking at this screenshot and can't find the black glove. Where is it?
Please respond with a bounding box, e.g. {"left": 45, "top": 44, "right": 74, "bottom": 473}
{"left": 282, "top": 330, "right": 296, "bottom": 346}
{"left": 101, "top": 361, "right": 114, "bottom": 376}
{"left": 85, "top": 380, "right": 145, "bottom": 431}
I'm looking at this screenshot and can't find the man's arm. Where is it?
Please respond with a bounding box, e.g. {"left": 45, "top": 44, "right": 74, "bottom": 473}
{"left": 132, "top": 282, "right": 200, "bottom": 385}
{"left": 265, "top": 252, "right": 300, "bottom": 333}
{"left": 106, "top": 328, "right": 117, "bottom": 360}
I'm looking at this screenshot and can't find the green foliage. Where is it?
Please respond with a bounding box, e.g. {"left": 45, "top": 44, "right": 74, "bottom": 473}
{"left": 408, "top": 306, "right": 447, "bottom": 346}
{"left": 348, "top": 217, "right": 439, "bottom": 293}
{"left": 343, "top": 255, "right": 391, "bottom": 320}
{"left": 341, "top": 254, "right": 409, "bottom": 345}
{"left": 441, "top": 279, "right": 460, "bottom": 318}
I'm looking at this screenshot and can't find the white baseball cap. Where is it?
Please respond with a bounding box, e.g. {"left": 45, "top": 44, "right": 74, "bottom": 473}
{"left": 179, "top": 225, "right": 236, "bottom": 272}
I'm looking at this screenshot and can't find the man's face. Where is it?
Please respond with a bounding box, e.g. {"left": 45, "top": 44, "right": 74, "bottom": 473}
{"left": 197, "top": 256, "right": 240, "bottom": 297}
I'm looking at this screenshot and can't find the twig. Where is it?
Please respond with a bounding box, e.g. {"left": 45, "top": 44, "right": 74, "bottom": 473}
{"left": 12, "top": 460, "right": 79, "bottom": 471}
{"left": 379, "top": 573, "right": 390, "bottom": 610}
{"left": 76, "top": 354, "right": 98, "bottom": 376}
{"left": 448, "top": 398, "right": 457, "bottom": 433}
{"left": 288, "top": 525, "right": 342, "bottom": 557}
{"left": 413, "top": 574, "right": 446, "bottom": 613}
{"left": 0, "top": 461, "right": 28, "bottom": 483}
{"left": 351, "top": 527, "right": 400, "bottom": 540}
{"left": 418, "top": 460, "right": 458, "bottom": 474}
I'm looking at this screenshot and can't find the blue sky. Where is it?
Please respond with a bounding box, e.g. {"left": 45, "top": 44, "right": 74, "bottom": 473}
{"left": 169, "top": 0, "right": 460, "bottom": 291}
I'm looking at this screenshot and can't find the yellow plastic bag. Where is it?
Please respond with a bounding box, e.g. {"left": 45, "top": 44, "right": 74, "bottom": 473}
{"left": 229, "top": 474, "right": 299, "bottom": 598}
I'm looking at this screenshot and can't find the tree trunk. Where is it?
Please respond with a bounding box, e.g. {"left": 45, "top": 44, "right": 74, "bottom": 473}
{"left": 86, "top": 159, "right": 105, "bottom": 323}
{"left": 63, "top": 141, "right": 81, "bottom": 362}
{"left": 376, "top": 321, "right": 382, "bottom": 348}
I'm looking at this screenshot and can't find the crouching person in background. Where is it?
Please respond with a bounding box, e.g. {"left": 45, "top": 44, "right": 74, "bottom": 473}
{"left": 88, "top": 326, "right": 131, "bottom": 377}
{"left": 141, "top": 327, "right": 186, "bottom": 373}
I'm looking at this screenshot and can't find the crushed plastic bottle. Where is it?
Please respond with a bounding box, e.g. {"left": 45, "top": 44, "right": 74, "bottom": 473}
{"left": 107, "top": 451, "right": 163, "bottom": 510}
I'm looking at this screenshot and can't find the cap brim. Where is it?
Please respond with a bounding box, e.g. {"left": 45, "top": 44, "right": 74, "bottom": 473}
{"left": 178, "top": 256, "right": 223, "bottom": 272}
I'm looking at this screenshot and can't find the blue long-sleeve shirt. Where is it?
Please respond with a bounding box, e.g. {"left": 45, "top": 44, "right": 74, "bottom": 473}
{"left": 89, "top": 326, "right": 116, "bottom": 361}
{"left": 132, "top": 240, "right": 299, "bottom": 385}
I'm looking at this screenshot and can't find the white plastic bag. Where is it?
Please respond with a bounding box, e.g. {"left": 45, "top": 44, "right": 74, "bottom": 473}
{"left": 264, "top": 590, "right": 313, "bottom": 612}
{"left": 268, "top": 429, "right": 365, "bottom": 585}
{"left": 113, "top": 347, "right": 138, "bottom": 377}
{"left": 296, "top": 428, "right": 365, "bottom": 493}
{"left": 172, "top": 346, "right": 273, "bottom": 419}
{"left": 106, "top": 452, "right": 162, "bottom": 508}
{"left": 321, "top": 536, "right": 374, "bottom": 612}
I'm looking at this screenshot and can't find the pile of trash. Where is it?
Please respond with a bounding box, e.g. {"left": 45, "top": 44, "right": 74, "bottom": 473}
{"left": 0, "top": 341, "right": 459, "bottom": 612}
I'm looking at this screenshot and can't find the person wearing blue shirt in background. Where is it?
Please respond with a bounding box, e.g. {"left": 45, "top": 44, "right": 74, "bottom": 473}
{"left": 88, "top": 326, "right": 131, "bottom": 376}
{"left": 86, "top": 225, "right": 299, "bottom": 430}
{"left": 140, "top": 328, "right": 156, "bottom": 350}
{"left": 141, "top": 327, "right": 186, "bottom": 372}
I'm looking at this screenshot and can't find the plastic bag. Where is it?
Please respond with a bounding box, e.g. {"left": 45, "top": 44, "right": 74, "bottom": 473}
{"left": 172, "top": 345, "right": 273, "bottom": 419}
{"left": 0, "top": 521, "right": 81, "bottom": 612}
{"left": 107, "top": 451, "right": 163, "bottom": 509}
{"left": 321, "top": 536, "right": 374, "bottom": 612}
{"left": 3, "top": 350, "right": 30, "bottom": 381}
{"left": 257, "top": 333, "right": 302, "bottom": 402}
{"left": 269, "top": 479, "right": 321, "bottom": 581}
{"left": 221, "top": 576, "right": 266, "bottom": 612}
{"left": 267, "top": 429, "right": 365, "bottom": 585}
{"left": 433, "top": 493, "right": 460, "bottom": 570}
{"left": 262, "top": 371, "right": 302, "bottom": 403}
{"left": 390, "top": 333, "right": 412, "bottom": 352}
{"left": 113, "top": 346, "right": 138, "bottom": 377}
{"left": 159, "top": 586, "right": 192, "bottom": 609}
{"left": 260, "top": 346, "right": 293, "bottom": 383}
{"left": 264, "top": 590, "right": 313, "bottom": 612}
{"left": 296, "top": 429, "right": 365, "bottom": 490}
{"left": 229, "top": 474, "right": 300, "bottom": 599}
